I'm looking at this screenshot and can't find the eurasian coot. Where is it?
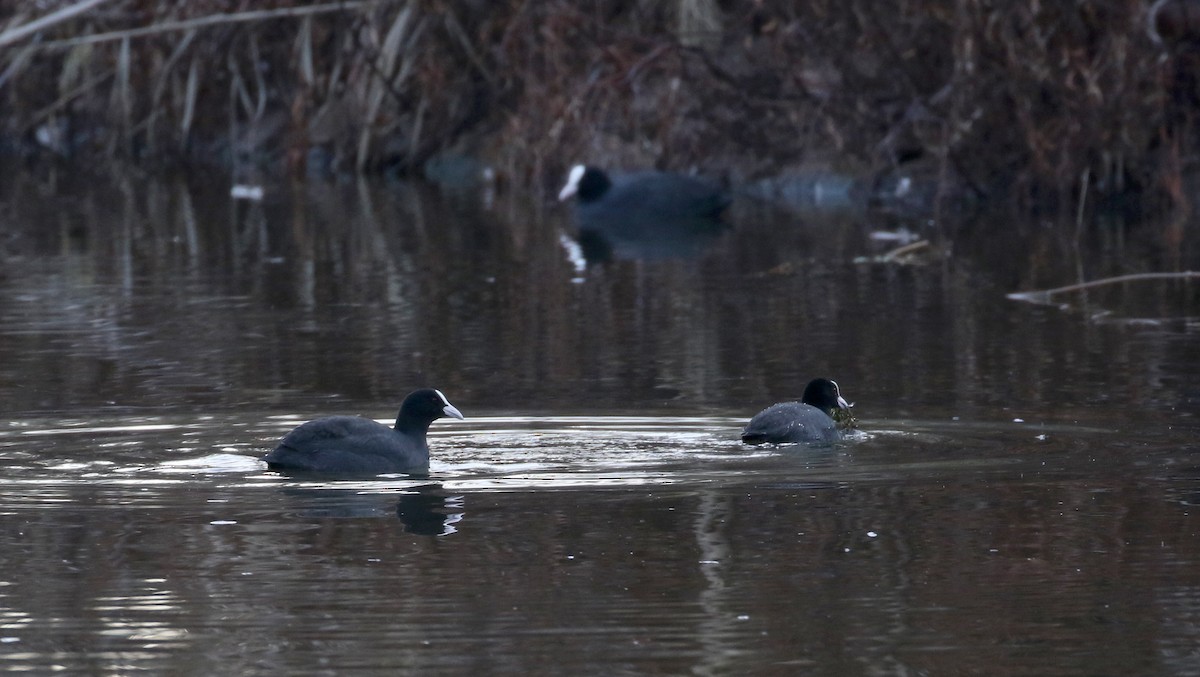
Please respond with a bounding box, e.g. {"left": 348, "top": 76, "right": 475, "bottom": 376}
{"left": 558, "top": 164, "right": 730, "bottom": 221}
{"left": 741, "top": 378, "right": 851, "bottom": 445}
{"left": 559, "top": 164, "right": 731, "bottom": 262}
{"left": 264, "top": 388, "right": 464, "bottom": 475}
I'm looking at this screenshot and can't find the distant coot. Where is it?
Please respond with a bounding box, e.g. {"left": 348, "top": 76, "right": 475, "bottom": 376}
{"left": 741, "top": 378, "right": 851, "bottom": 445}
{"left": 558, "top": 164, "right": 730, "bottom": 221}
{"left": 264, "top": 388, "right": 464, "bottom": 475}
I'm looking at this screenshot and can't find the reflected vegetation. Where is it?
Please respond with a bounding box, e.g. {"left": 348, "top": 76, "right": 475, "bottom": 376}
{"left": 2, "top": 164, "right": 1197, "bottom": 424}
{"left": 1, "top": 166, "right": 1199, "bottom": 674}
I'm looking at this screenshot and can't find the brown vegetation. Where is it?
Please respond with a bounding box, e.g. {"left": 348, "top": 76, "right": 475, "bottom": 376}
{"left": 0, "top": 0, "right": 1196, "bottom": 212}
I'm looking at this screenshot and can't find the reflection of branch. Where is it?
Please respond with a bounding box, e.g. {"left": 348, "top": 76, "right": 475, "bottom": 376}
{"left": 1007, "top": 272, "right": 1200, "bottom": 304}
{"left": 881, "top": 239, "right": 929, "bottom": 261}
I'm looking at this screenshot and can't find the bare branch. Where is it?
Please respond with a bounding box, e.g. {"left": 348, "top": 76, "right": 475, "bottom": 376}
{"left": 1007, "top": 272, "right": 1200, "bottom": 305}
{"left": 0, "top": 0, "right": 115, "bottom": 49}
{"left": 16, "top": 2, "right": 372, "bottom": 51}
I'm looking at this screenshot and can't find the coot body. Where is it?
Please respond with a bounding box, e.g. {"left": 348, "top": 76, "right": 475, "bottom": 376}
{"left": 558, "top": 165, "right": 730, "bottom": 222}
{"left": 264, "top": 388, "right": 464, "bottom": 475}
{"left": 741, "top": 379, "right": 850, "bottom": 445}
{"left": 560, "top": 165, "right": 730, "bottom": 262}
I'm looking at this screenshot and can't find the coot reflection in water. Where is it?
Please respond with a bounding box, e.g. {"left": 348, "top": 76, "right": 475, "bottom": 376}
{"left": 575, "top": 214, "right": 731, "bottom": 263}
{"left": 277, "top": 484, "right": 463, "bottom": 535}
{"left": 396, "top": 485, "right": 464, "bottom": 535}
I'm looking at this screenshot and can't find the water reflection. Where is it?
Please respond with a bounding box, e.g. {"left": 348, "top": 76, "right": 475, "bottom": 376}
{"left": 2, "top": 164, "right": 1200, "bottom": 674}
{"left": 573, "top": 214, "right": 730, "bottom": 264}
{"left": 273, "top": 484, "right": 463, "bottom": 536}
{"left": 2, "top": 166, "right": 1198, "bottom": 426}
{"left": 0, "top": 407, "right": 1197, "bottom": 674}
{"left": 395, "top": 485, "right": 464, "bottom": 535}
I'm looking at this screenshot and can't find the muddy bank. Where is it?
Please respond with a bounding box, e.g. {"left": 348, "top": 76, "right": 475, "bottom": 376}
{"left": 0, "top": 1, "right": 1196, "bottom": 215}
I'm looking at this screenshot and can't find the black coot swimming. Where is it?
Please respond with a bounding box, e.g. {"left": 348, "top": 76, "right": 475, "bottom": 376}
{"left": 558, "top": 164, "right": 730, "bottom": 221}
{"left": 559, "top": 165, "right": 730, "bottom": 262}
{"left": 264, "top": 388, "right": 464, "bottom": 475}
{"left": 741, "top": 379, "right": 851, "bottom": 445}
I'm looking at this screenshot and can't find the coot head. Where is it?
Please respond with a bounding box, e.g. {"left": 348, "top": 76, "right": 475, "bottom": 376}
{"left": 558, "top": 164, "right": 612, "bottom": 203}
{"left": 801, "top": 378, "right": 851, "bottom": 416}
{"left": 396, "top": 388, "right": 465, "bottom": 431}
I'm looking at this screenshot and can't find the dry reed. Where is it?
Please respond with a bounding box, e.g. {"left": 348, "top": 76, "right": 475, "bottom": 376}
{"left": 0, "top": 0, "right": 1193, "bottom": 217}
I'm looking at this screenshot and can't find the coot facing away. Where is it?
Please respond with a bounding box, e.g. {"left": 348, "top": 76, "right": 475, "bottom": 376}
{"left": 264, "top": 388, "right": 464, "bottom": 475}
{"left": 742, "top": 379, "right": 851, "bottom": 445}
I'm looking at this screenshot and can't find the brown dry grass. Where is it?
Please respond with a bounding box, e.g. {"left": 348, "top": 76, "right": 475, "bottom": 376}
{"left": 0, "top": 0, "right": 1193, "bottom": 214}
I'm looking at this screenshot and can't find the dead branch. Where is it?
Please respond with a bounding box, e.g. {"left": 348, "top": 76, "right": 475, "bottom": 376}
{"left": 1007, "top": 272, "right": 1200, "bottom": 305}
{"left": 0, "top": 0, "right": 115, "bottom": 49}
{"left": 20, "top": 2, "right": 372, "bottom": 51}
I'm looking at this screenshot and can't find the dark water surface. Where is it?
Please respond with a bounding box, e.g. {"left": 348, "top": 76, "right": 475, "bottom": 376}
{"left": 2, "top": 168, "right": 1199, "bottom": 674}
